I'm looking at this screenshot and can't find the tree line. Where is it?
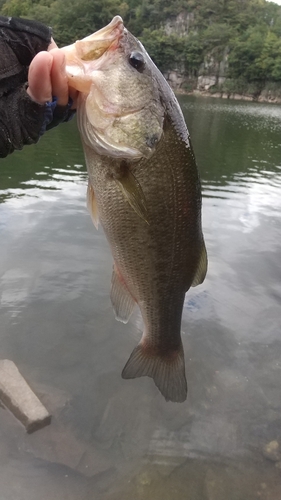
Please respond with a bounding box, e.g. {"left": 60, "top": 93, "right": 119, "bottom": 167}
{"left": 1, "top": 0, "right": 281, "bottom": 87}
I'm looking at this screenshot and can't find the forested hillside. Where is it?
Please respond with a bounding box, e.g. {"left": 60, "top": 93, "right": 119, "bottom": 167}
{"left": 1, "top": 0, "right": 281, "bottom": 99}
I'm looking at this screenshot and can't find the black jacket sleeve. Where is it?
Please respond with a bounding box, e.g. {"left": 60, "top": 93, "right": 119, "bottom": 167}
{"left": 0, "top": 16, "right": 52, "bottom": 158}
{"left": 0, "top": 84, "right": 47, "bottom": 157}
{"left": 0, "top": 16, "right": 52, "bottom": 96}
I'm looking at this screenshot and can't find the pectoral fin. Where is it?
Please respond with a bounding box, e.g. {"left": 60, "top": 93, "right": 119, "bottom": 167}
{"left": 87, "top": 181, "right": 99, "bottom": 229}
{"left": 115, "top": 169, "right": 149, "bottom": 224}
{"left": 111, "top": 265, "right": 135, "bottom": 323}
{"left": 191, "top": 242, "right": 208, "bottom": 287}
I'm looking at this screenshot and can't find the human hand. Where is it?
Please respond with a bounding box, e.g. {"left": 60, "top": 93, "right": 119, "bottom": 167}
{"left": 27, "top": 39, "right": 78, "bottom": 108}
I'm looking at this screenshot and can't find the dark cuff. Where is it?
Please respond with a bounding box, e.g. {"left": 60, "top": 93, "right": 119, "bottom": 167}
{"left": 0, "top": 84, "right": 46, "bottom": 157}
{"left": 0, "top": 84, "right": 76, "bottom": 158}
{"left": 43, "top": 97, "right": 76, "bottom": 134}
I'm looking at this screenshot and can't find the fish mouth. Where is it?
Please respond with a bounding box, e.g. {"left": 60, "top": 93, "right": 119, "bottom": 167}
{"left": 74, "top": 16, "right": 124, "bottom": 61}
{"left": 64, "top": 17, "right": 163, "bottom": 159}
{"left": 63, "top": 17, "right": 125, "bottom": 93}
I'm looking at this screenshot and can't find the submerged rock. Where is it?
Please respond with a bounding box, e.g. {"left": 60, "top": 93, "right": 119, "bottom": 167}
{"left": 262, "top": 441, "right": 281, "bottom": 463}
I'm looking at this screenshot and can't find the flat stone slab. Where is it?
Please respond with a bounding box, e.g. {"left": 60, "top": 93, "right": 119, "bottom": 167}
{"left": 0, "top": 359, "right": 51, "bottom": 433}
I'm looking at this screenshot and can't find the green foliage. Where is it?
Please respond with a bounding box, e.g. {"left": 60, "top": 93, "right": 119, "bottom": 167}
{"left": 140, "top": 29, "right": 203, "bottom": 76}
{"left": 49, "top": 0, "right": 125, "bottom": 44}
{"left": 263, "top": 80, "right": 281, "bottom": 98}
{"left": 184, "top": 33, "right": 204, "bottom": 76}
{"left": 227, "top": 24, "right": 281, "bottom": 84}
{"left": 228, "top": 26, "right": 267, "bottom": 81}
{"left": 1, "top": 0, "right": 32, "bottom": 17}
{"left": 1, "top": 0, "right": 129, "bottom": 44}
{"left": 222, "top": 77, "right": 264, "bottom": 97}
{"left": 256, "top": 31, "right": 281, "bottom": 81}
{"left": 181, "top": 78, "right": 197, "bottom": 92}
{"left": 222, "top": 77, "right": 248, "bottom": 95}
{"left": 140, "top": 29, "right": 183, "bottom": 72}
{"left": 1, "top": 0, "right": 281, "bottom": 87}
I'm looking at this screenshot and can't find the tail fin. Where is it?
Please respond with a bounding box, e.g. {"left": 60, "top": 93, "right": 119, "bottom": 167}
{"left": 121, "top": 342, "right": 187, "bottom": 403}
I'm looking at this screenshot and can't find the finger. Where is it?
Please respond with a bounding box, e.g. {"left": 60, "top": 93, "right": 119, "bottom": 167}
{"left": 27, "top": 51, "right": 53, "bottom": 104}
{"left": 69, "top": 87, "right": 79, "bottom": 109}
{"left": 49, "top": 49, "right": 69, "bottom": 106}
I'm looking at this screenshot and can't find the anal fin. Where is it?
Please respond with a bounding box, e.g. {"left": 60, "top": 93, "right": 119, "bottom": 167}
{"left": 191, "top": 242, "right": 208, "bottom": 287}
{"left": 87, "top": 180, "right": 99, "bottom": 229}
{"left": 111, "top": 266, "right": 135, "bottom": 323}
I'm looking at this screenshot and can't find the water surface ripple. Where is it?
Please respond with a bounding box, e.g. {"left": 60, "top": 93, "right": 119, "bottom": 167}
{"left": 0, "top": 98, "right": 281, "bottom": 499}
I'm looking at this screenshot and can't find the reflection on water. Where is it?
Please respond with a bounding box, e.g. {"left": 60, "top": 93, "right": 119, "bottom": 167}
{"left": 0, "top": 98, "right": 281, "bottom": 499}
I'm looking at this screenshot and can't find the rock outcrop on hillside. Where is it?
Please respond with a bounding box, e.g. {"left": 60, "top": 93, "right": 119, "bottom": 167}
{"left": 162, "top": 12, "right": 281, "bottom": 103}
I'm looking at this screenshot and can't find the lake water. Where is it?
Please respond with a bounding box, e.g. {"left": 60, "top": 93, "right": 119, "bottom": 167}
{"left": 0, "top": 95, "right": 281, "bottom": 499}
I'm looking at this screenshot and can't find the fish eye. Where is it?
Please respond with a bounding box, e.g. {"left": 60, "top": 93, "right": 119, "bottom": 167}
{"left": 128, "top": 51, "right": 145, "bottom": 72}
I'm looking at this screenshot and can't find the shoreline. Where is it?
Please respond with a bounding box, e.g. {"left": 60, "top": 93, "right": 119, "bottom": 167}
{"left": 175, "top": 88, "right": 281, "bottom": 104}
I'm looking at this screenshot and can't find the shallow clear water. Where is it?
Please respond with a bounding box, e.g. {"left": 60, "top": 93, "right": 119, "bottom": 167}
{"left": 0, "top": 96, "right": 281, "bottom": 499}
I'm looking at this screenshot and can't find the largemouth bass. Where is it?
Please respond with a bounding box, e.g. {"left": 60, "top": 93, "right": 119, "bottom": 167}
{"left": 61, "top": 16, "right": 207, "bottom": 403}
